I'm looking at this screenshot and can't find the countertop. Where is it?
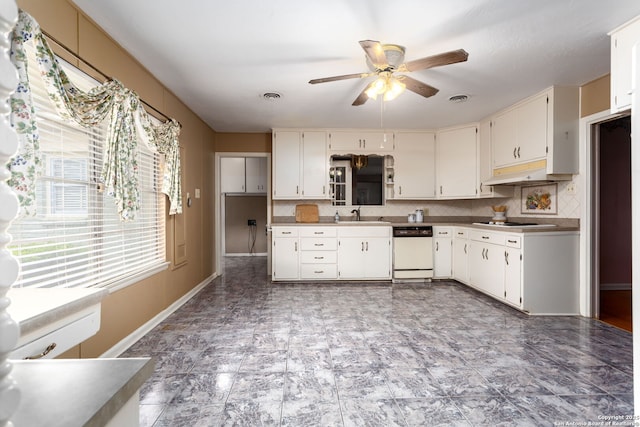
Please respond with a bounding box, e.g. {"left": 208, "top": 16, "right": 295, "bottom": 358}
{"left": 271, "top": 221, "right": 579, "bottom": 233}
{"left": 7, "top": 288, "right": 108, "bottom": 337}
{"left": 10, "top": 357, "right": 154, "bottom": 427}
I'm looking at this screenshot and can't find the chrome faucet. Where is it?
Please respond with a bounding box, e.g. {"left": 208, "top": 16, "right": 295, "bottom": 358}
{"left": 351, "top": 207, "right": 361, "bottom": 221}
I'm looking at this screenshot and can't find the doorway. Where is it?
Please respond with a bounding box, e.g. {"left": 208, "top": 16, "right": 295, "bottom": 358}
{"left": 592, "top": 115, "right": 632, "bottom": 331}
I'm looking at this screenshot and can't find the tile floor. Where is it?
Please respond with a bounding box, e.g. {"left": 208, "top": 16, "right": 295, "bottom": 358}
{"left": 123, "top": 256, "right": 634, "bottom": 426}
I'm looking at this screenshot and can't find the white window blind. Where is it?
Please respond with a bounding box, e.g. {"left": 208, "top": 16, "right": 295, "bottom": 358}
{"left": 7, "top": 46, "right": 166, "bottom": 289}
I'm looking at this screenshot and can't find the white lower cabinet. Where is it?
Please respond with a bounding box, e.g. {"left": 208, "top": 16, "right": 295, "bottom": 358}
{"left": 469, "top": 230, "right": 505, "bottom": 299}
{"left": 504, "top": 242, "right": 522, "bottom": 307}
{"left": 452, "top": 228, "right": 469, "bottom": 284}
{"left": 338, "top": 226, "right": 392, "bottom": 280}
{"left": 433, "top": 227, "right": 452, "bottom": 278}
{"left": 465, "top": 228, "right": 579, "bottom": 314}
{"left": 272, "top": 227, "right": 300, "bottom": 280}
{"left": 272, "top": 225, "right": 391, "bottom": 281}
{"left": 299, "top": 227, "right": 338, "bottom": 280}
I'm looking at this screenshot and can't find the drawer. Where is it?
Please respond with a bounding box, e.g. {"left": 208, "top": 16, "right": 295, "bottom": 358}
{"left": 299, "top": 227, "right": 337, "bottom": 237}
{"left": 454, "top": 228, "right": 468, "bottom": 239}
{"left": 469, "top": 230, "right": 505, "bottom": 245}
{"left": 11, "top": 307, "right": 101, "bottom": 360}
{"left": 272, "top": 227, "right": 299, "bottom": 237}
{"left": 338, "top": 226, "right": 391, "bottom": 238}
{"left": 434, "top": 227, "right": 452, "bottom": 237}
{"left": 300, "top": 251, "right": 338, "bottom": 264}
{"left": 300, "top": 238, "right": 337, "bottom": 251}
{"left": 505, "top": 235, "right": 522, "bottom": 248}
{"left": 300, "top": 264, "right": 337, "bottom": 279}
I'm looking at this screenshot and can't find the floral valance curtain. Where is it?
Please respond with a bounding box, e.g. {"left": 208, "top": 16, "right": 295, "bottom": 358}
{"left": 8, "top": 10, "right": 182, "bottom": 220}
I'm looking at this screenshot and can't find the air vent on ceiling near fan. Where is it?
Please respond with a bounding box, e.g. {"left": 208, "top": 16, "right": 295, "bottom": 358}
{"left": 262, "top": 92, "right": 282, "bottom": 100}
{"left": 449, "top": 94, "right": 469, "bottom": 103}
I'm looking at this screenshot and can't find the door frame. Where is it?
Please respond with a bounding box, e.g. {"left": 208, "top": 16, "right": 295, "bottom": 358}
{"left": 578, "top": 109, "right": 628, "bottom": 317}
{"left": 214, "top": 152, "right": 271, "bottom": 275}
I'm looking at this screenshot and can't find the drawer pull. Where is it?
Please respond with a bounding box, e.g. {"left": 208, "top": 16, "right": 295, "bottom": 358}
{"left": 314, "top": 243, "right": 324, "bottom": 247}
{"left": 508, "top": 239, "right": 517, "bottom": 244}
{"left": 314, "top": 256, "right": 324, "bottom": 260}
{"left": 314, "top": 270, "right": 324, "bottom": 274}
{"left": 482, "top": 236, "right": 489, "bottom": 240}
{"left": 25, "top": 342, "right": 57, "bottom": 360}
{"left": 314, "top": 231, "right": 324, "bottom": 235}
{"left": 282, "top": 231, "right": 292, "bottom": 235}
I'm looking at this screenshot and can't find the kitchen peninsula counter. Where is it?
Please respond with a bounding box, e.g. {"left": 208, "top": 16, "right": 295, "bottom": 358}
{"left": 10, "top": 357, "right": 154, "bottom": 427}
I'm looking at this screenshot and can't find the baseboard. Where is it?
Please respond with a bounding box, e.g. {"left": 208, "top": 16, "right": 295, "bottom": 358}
{"left": 600, "top": 283, "right": 632, "bottom": 291}
{"left": 100, "top": 272, "right": 218, "bottom": 358}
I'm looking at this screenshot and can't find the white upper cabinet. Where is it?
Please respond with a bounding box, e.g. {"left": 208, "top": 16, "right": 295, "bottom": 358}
{"left": 245, "top": 157, "right": 268, "bottom": 193}
{"left": 392, "top": 131, "right": 435, "bottom": 199}
{"left": 220, "top": 157, "right": 267, "bottom": 193}
{"left": 272, "top": 130, "right": 328, "bottom": 200}
{"left": 491, "top": 86, "right": 579, "bottom": 175}
{"left": 436, "top": 124, "right": 478, "bottom": 198}
{"left": 220, "top": 157, "right": 246, "bottom": 193}
{"left": 492, "top": 91, "right": 547, "bottom": 168}
{"left": 272, "top": 131, "right": 302, "bottom": 198}
{"left": 301, "top": 131, "right": 328, "bottom": 198}
{"left": 328, "top": 130, "right": 394, "bottom": 154}
{"left": 609, "top": 15, "right": 640, "bottom": 113}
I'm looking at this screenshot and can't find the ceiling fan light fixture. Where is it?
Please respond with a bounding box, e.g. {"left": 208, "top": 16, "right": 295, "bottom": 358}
{"left": 384, "top": 78, "right": 406, "bottom": 101}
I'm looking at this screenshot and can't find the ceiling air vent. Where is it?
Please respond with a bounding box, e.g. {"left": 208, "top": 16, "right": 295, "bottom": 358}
{"left": 449, "top": 94, "right": 469, "bottom": 103}
{"left": 262, "top": 92, "right": 282, "bottom": 100}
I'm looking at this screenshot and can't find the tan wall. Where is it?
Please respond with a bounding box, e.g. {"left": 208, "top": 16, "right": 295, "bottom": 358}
{"left": 216, "top": 132, "right": 271, "bottom": 153}
{"left": 17, "top": 0, "right": 217, "bottom": 357}
{"left": 581, "top": 74, "right": 610, "bottom": 118}
{"left": 224, "top": 195, "right": 268, "bottom": 254}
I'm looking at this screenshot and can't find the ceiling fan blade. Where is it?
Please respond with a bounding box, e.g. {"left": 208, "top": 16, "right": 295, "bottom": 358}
{"left": 309, "top": 72, "right": 371, "bottom": 84}
{"left": 400, "top": 75, "right": 439, "bottom": 98}
{"left": 352, "top": 83, "right": 373, "bottom": 106}
{"left": 359, "top": 40, "right": 389, "bottom": 69}
{"left": 402, "top": 49, "right": 469, "bottom": 72}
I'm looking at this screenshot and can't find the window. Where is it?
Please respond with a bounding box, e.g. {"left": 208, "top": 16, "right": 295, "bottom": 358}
{"left": 7, "top": 46, "right": 166, "bottom": 289}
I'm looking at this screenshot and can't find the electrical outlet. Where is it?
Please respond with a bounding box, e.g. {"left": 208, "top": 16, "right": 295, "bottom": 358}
{"left": 566, "top": 182, "right": 577, "bottom": 195}
{"left": 248, "top": 219, "right": 257, "bottom": 226}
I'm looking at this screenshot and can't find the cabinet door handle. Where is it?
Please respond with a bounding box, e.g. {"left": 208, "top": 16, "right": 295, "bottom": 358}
{"left": 295, "top": 242, "right": 298, "bottom": 251}
{"left": 505, "top": 251, "right": 509, "bottom": 265}
{"left": 513, "top": 147, "right": 517, "bottom": 159}
{"left": 480, "top": 183, "right": 483, "bottom": 193}
{"left": 25, "top": 342, "right": 57, "bottom": 360}
{"left": 366, "top": 241, "right": 369, "bottom": 251}
{"left": 296, "top": 185, "right": 299, "bottom": 194}
{"left": 464, "top": 243, "right": 467, "bottom": 254}
{"left": 436, "top": 241, "right": 439, "bottom": 251}
{"left": 485, "top": 248, "right": 489, "bottom": 260}
{"left": 517, "top": 147, "right": 521, "bottom": 158}
{"left": 361, "top": 242, "right": 364, "bottom": 251}
{"left": 323, "top": 185, "right": 326, "bottom": 195}
{"left": 440, "top": 185, "right": 443, "bottom": 195}
{"left": 399, "top": 185, "right": 402, "bottom": 195}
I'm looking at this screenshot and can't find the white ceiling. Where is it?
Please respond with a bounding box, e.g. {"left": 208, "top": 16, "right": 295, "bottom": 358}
{"left": 70, "top": 0, "right": 640, "bottom": 133}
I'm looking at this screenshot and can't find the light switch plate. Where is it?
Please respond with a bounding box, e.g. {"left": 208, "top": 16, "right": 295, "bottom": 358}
{"left": 195, "top": 188, "right": 201, "bottom": 198}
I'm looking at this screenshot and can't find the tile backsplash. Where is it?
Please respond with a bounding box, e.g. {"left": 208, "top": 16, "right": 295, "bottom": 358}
{"left": 273, "top": 177, "right": 580, "bottom": 221}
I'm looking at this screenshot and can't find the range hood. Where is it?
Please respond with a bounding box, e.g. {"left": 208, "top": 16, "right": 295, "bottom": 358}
{"left": 482, "top": 168, "right": 572, "bottom": 186}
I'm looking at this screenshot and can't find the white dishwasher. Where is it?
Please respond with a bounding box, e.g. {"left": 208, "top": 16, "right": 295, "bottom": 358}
{"left": 392, "top": 225, "right": 434, "bottom": 280}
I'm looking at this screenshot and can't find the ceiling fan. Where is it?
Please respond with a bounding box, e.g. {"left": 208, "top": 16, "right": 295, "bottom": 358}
{"left": 309, "top": 40, "right": 468, "bottom": 106}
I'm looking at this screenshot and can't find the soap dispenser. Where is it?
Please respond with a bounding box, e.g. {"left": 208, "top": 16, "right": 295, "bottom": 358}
{"left": 334, "top": 211, "right": 340, "bottom": 223}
